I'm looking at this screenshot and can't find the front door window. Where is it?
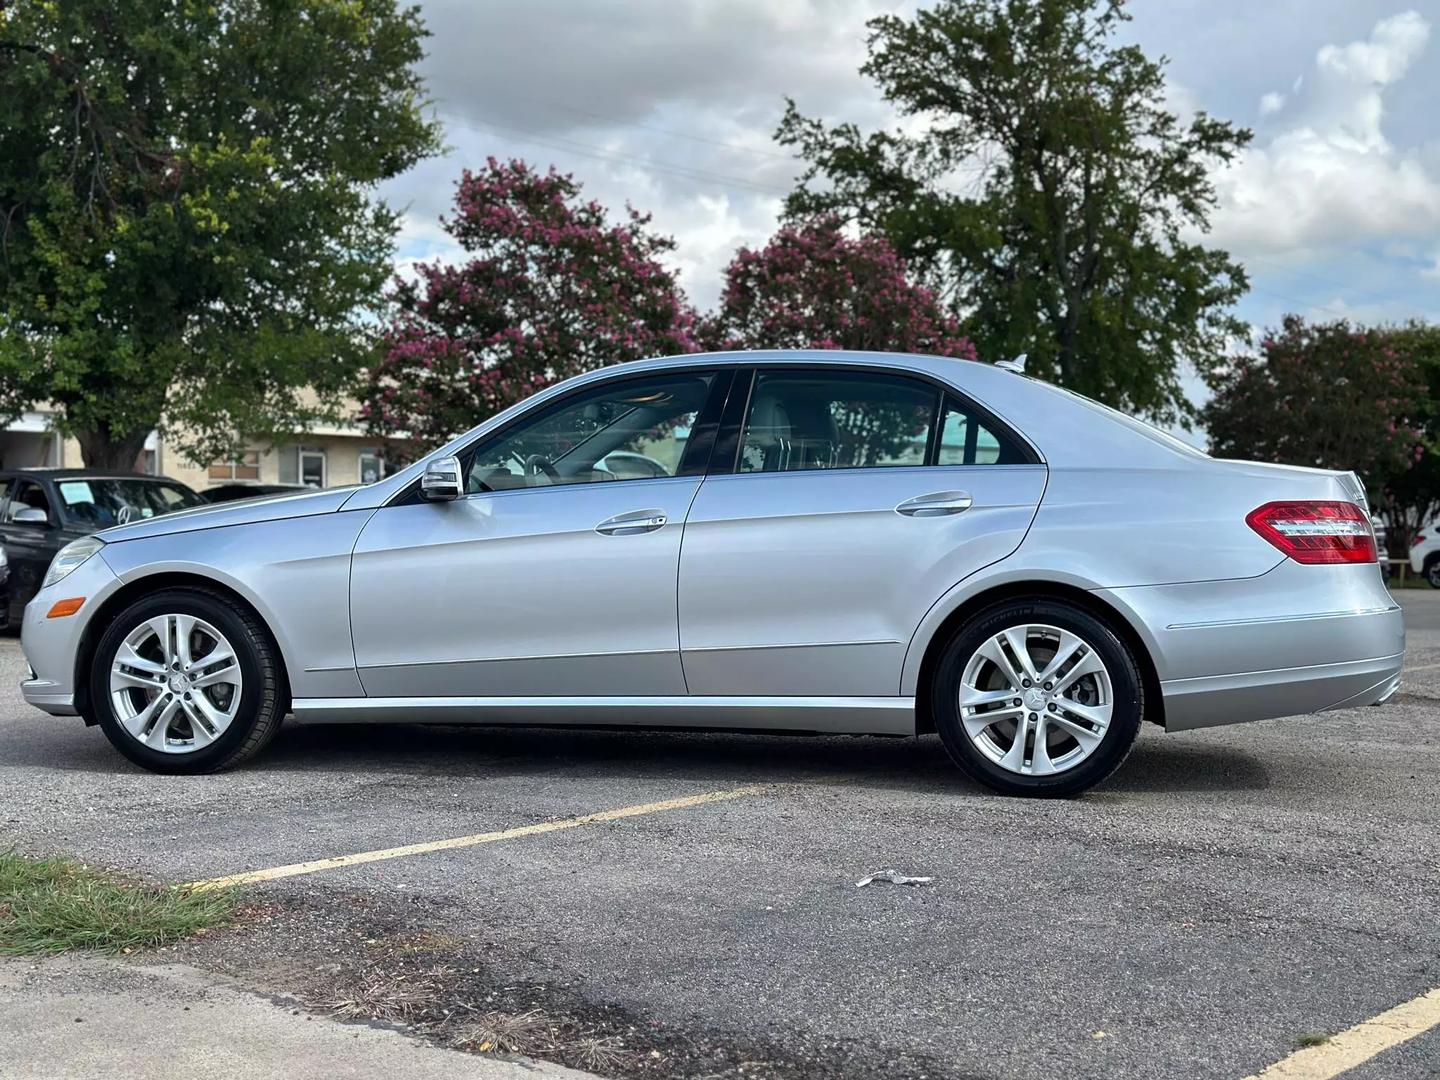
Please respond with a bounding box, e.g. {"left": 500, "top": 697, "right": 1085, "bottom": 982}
{"left": 464, "top": 372, "right": 717, "bottom": 493}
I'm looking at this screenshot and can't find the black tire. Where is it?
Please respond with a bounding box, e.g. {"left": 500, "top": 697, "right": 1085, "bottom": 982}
{"left": 931, "top": 598, "right": 1143, "bottom": 797}
{"left": 89, "top": 587, "right": 286, "bottom": 774}
{"left": 1425, "top": 557, "right": 1440, "bottom": 589}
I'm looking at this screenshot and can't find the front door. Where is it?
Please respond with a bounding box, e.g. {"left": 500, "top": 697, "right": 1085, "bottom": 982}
{"left": 678, "top": 367, "right": 1048, "bottom": 697}
{"left": 349, "top": 369, "right": 727, "bottom": 697}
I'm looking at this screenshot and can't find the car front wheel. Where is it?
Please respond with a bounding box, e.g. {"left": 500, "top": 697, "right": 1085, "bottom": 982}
{"left": 89, "top": 587, "right": 285, "bottom": 774}
{"left": 932, "top": 599, "right": 1143, "bottom": 797}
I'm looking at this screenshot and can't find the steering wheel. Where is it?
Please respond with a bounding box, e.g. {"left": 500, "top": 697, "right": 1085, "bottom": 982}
{"left": 524, "top": 453, "right": 561, "bottom": 484}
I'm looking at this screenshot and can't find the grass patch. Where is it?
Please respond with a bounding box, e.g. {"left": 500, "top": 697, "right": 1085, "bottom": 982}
{"left": 0, "top": 850, "right": 235, "bottom": 956}
{"left": 1294, "top": 1032, "right": 1331, "bottom": 1049}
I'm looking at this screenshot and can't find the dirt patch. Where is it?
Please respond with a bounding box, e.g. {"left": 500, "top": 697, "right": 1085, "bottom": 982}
{"left": 161, "top": 888, "right": 952, "bottom": 1080}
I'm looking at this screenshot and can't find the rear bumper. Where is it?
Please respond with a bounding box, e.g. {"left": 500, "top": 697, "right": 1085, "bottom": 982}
{"left": 1159, "top": 651, "right": 1403, "bottom": 731}
{"left": 1097, "top": 561, "right": 1404, "bottom": 732}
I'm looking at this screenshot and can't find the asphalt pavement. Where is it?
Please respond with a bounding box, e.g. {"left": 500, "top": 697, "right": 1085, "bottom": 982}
{"left": 1, "top": 589, "right": 1437, "bottom": 1079}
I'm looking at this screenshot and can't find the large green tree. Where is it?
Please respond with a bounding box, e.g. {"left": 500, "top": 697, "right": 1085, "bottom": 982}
{"left": 0, "top": 0, "right": 440, "bottom": 468}
{"left": 777, "top": 0, "right": 1251, "bottom": 424}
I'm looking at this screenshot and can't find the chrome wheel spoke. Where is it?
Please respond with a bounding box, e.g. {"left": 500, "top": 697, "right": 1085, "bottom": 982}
{"left": 959, "top": 686, "right": 1019, "bottom": 709}
{"left": 1038, "top": 631, "right": 1085, "bottom": 684}
{"left": 961, "top": 704, "right": 1021, "bottom": 738}
{"left": 1055, "top": 698, "right": 1111, "bottom": 732}
{"left": 975, "top": 637, "right": 1026, "bottom": 692}
{"left": 1054, "top": 650, "right": 1105, "bottom": 694}
{"left": 1029, "top": 716, "right": 1056, "bottom": 775}
{"left": 143, "top": 697, "right": 183, "bottom": 749}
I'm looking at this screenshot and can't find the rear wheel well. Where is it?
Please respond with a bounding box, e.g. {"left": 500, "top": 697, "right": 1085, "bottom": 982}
{"left": 75, "top": 573, "right": 291, "bottom": 722}
{"left": 914, "top": 581, "right": 1164, "bottom": 734}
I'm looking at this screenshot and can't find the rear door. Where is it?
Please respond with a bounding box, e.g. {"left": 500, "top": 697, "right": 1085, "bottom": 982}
{"left": 678, "top": 366, "right": 1047, "bottom": 697}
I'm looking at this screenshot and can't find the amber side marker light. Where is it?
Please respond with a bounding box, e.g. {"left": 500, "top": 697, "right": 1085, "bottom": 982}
{"left": 46, "top": 597, "right": 86, "bottom": 619}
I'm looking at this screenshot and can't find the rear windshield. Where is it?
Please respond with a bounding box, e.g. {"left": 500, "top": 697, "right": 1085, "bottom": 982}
{"left": 1053, "top": 386, "right": 1210, "bottom": 458}
{"left": 55, "top": 478, "right": 205, "bottom": 528}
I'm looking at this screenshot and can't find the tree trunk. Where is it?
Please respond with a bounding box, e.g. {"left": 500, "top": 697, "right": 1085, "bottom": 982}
{"left": 74, "top": 426, "right": 152, "bottom": 471}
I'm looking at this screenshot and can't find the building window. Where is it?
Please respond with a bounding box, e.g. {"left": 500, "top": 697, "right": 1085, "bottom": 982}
{"left": 299, "top": 447, "right": 326, "bottom": 488}
{"left": 357, "top": 449, "right": 387, "bottom": 485}
{"left": 209, "top": 450, "right": 260, "bottom": 481}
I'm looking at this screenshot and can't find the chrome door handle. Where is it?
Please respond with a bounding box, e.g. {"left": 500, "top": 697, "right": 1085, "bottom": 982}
{"left": 595, "top": 509, "right": 669, "bottom": 536}
{"left": 895, "top": 491, "right": 973, "bottom": 517}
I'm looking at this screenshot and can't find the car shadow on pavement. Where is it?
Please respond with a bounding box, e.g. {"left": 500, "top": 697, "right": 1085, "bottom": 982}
{"left": 254, "top": 721, "right": 1276, "bottom": 795}
{"left": 2, "top": 715, "right": 1274, "bottom": 794}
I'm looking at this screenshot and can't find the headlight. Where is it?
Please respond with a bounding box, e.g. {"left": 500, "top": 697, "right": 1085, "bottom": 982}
{"left": 43, "top": 536, "right": 105, "bottom": 589}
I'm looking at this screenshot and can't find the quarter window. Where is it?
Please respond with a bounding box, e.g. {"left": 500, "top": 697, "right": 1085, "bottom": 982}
{"left": 936, "top": 397, "right": 1029, "bottom": 465}
{"left": 737, "top": 370, "right": 936, "bottom": 473}
{"left": 464, "top": 372, "right": 717, "bottom": 493}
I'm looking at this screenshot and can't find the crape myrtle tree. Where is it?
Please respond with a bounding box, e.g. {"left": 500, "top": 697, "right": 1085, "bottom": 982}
{"left": 0, "top": 0, "right": 440, "bottom": 468}
{"left": 364, "top": 158, "right": 700, "bottom": 456}
{"left": 1202, "top": 315, "right": 1428, "bottom": 545}
{"left": 700, "top": 217, "right": 976, "bottom": 468}
{"left": 776, "top": 0, "right": 1252, "bottom": 424}
{"left": 699, "top": 216, "right": 978, "bottom": 358}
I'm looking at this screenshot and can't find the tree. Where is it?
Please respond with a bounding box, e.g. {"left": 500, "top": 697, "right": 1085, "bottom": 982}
{"left": 776, "top": 0, "right": 1251, "bottom": 424}
{"left": 364, "top": 158, "right": 699, "bottom": 454}
{"left": 699, "top": 217, "right": 976, "bottom": 359}
{"left": 1369, "top": 323, "right": 1440, "bottom": 550}
{"left": 1202, "top": 316, "right": 1427, "bottom": 535}
{"left": 0, "top": 0, "right": 440, "bottom": 468}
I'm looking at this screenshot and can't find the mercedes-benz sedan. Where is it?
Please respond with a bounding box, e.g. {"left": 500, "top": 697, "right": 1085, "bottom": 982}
{"left": 19, "top": 351, "right": 1403, "bottom": 796}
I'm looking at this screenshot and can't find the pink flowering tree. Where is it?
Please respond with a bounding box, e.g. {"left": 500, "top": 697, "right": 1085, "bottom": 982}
{"left": 700, "top": 217, "right": 977, "bottom": 358}
{"left": 365, "top": 158, "right": 699, "bottom": 453}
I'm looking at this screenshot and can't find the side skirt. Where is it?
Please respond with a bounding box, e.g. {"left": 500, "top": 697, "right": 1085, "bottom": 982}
{"left": 290, "top": 695, "right": 916, "bottom": 736}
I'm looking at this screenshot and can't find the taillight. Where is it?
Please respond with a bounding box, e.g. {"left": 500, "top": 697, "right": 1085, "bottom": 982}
{"left": 1246, "top": 501, "right": 1376, "bottom": 564}
{"left": 1414, "top": 534, "right": 1427, "bottom": 547}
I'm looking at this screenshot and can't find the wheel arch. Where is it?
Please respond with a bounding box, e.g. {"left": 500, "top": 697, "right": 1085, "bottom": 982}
{"left": 909, "top": 579, "right": 1165, "bottom": 735}
{"left": 74, "top": 571, "right": 292, "bottom": 722}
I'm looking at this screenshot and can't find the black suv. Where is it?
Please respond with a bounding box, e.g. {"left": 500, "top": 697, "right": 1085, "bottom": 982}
{"left": 0, "top": 469, "right": 204, "bottom": 626}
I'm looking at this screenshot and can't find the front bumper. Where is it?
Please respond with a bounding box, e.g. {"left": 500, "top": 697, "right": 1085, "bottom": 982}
{"left": 1099, "top": 561, "right": 1405, "bottom": 732}
{"left": 19, "top": 550, "right": 124, "bottom": 717}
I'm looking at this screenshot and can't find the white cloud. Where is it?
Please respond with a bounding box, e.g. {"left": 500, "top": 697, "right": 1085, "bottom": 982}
{"left": 1207, "top": 11, "right": 1440, "bottom": 260}
{"left": 1258, "top": 91, "right": 1286, "bottom": 116}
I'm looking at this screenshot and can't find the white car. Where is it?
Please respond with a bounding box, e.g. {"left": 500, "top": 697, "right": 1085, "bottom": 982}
{"left": 1409, "top": 524, "right": 1440, "bottom": 587}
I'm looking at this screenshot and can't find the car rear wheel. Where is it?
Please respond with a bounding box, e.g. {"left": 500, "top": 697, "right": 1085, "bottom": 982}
{"left": 932, "top": 599, "right": 1143, "bottom": 797}
{"left": 1425, "top": 557, "right": 1440, "bottom": 589}
{"left": 90, "top": 588, "right": 285, "bottom": 774}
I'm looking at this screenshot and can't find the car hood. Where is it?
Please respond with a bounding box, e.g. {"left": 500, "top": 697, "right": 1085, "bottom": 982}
{"left": 97, "top": 486, "right": 359, "bottom": 543}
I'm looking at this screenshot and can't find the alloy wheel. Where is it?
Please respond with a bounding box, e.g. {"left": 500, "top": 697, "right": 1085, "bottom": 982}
{"left": 108, "top": 614, "right": 243, "bottom": 754}
{"left": 958, "top": 623, "right": 1113, "bottom": 777}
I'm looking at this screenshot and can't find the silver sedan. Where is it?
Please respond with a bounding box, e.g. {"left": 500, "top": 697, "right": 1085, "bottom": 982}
{"left": 19, "top": 351, "right": 1403, "bottom": 796}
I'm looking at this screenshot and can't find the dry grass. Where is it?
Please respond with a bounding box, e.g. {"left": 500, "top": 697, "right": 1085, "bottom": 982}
{"left": 320, "top": 964, "right": 457, "bottom": 1022}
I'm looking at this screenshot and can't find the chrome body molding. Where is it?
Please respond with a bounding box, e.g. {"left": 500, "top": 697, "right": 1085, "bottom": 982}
{"left": 290, "top": 695, "right": 916, "bottom": 735}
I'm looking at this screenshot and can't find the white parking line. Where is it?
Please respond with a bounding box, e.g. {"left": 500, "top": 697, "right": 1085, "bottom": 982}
{"left": 1241, "top": 986, "right": 1440, "bottom": 1079}
{"left": 188, "top": 786, "right": 764, "bottom": 890}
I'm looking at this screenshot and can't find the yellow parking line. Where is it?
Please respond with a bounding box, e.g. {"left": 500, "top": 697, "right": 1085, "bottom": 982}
{"left": 188, "top": 786, "right": 763, "bottom": 891}
{"left": 1241, "top": 987, "right": 1440, "bottom": 1080}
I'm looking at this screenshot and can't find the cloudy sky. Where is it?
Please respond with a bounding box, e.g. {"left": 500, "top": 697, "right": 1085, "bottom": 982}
{"left": 380, "top": 0, "right": 1440, "bottom": 427}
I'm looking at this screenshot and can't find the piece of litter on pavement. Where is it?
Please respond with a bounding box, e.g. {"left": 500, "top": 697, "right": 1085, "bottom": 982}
{"left": 855, "top": 869, "right": 934, "bottom": 887}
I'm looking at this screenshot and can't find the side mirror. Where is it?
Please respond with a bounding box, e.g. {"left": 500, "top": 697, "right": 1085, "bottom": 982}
{"left": 12, "top": 507, "right": 49, "bottom": 526}
{"left": 419, "top": 455, "right": 463, "bottom": 502}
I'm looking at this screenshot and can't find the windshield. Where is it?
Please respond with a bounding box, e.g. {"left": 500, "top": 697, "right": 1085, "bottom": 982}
{"left": 55, "top": 478, "right": 205, "bottom": 528}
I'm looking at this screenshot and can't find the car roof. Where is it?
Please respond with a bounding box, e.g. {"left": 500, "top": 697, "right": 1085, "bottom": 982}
{"left": 0, "top": 468, "right": 183, "bottom": 480}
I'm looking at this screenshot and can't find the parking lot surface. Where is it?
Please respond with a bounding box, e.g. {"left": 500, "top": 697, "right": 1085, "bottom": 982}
{"left": 2, "top": 590, "right": 1438, "bottom": 1079}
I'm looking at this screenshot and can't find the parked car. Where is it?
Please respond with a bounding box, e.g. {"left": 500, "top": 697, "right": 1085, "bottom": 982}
{"left": 1409, "top": 525, "right": 1440, "bottom": 587}
{"left": 202, "top": 483, "right": 309, "bottom": 504}
{"left": 19, "top": 352, "right": 1403, "bottom": 795}
{"left": 0, "top": 470, "right": 205, "bottom": 626}
{"left": 1372, "top": 516, "right": 1390, "bottom": 581}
